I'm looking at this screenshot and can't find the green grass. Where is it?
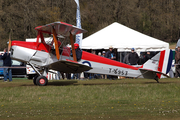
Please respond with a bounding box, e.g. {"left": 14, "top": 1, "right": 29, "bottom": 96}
{"left": 0, "top": 78, "right": 180, "bottom": 119}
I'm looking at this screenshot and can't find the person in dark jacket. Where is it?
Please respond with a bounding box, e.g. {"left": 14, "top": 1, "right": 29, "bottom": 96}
{"left": 0, "top": 48, "right": 12, "bottom": 82}
{"left": 105, "top": 46, "right": 116, "bottom": 60}
{"left": 105, "top": 46, "right": 116, "bottom": 80}
{"left": 175, "top": 46, "right": 180, "bottom": 78}
{"left": 72, "top": 43, "right": 82, "bottom": 79}
{"left": 74, "top": 43, "right": 82, "bottom": 61}
{"left": 128, "top": 48, "right": 139, "bottom": 65}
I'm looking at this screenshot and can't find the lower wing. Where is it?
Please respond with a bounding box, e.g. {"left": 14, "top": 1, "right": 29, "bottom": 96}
{"left": 48, "top": 60, "right": 92, "bottom": 73}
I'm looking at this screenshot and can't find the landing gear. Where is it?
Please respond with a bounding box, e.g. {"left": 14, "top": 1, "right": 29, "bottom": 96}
{"left": 28, "top": 63, "right": 49, "bottom": 86}
{"left": 154, "top": 75, "right": 159, "bottom": 83}
{"left": 36, "top": 76, "right": 48, "bottom": 86}
{"left": 33, "top": 75, "right": 38, "bottom": 85}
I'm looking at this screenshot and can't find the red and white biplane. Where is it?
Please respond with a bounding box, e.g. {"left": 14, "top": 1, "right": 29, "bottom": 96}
{"left": 8, "top": 21, "right": 173, "bottom": 86}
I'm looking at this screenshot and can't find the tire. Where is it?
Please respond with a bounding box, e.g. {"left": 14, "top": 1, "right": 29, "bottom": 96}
{"left": 33, "top": 75, "right": 39, "bottom": 85}
{"left": 36, "top": 76, "right": 48, "bottom": 86}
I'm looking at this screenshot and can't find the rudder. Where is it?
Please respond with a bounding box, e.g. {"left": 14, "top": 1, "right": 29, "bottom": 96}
{"left": 141, "top": 49, "right": 173, "bottom": 79}
{"left": 157, "top": 49, "right": 173, "bottom": 78}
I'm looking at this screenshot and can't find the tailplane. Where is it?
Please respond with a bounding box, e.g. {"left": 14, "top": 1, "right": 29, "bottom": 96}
{"left": 141, "top": 49, "right": 173, "bottom": 79}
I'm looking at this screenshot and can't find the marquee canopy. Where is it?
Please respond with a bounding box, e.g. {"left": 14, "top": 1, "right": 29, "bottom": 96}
{"left": 81, "top": 22, "right": 169, "bottom": 52}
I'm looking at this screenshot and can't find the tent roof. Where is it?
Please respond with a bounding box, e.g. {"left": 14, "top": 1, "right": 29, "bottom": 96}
{"left": 81, "top": 22, "right": 169, "bottom": 52}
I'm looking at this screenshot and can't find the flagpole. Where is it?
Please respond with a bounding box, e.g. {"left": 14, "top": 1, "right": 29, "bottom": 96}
{"left": 74, "top": 0, "right": 83, "bottom": 48}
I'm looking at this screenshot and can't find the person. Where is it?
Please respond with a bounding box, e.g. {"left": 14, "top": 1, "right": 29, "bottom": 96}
{"left": 100, "top": 51, "right": 107, "bottom": 79}
{"left": 105, "top": 46, "right": 116, "bottom": 80}
{"left": 0, "top": 48, "right": 12, "bottom": 82}
{"left": 105, "top": 46, "right": 116, "bottom": 60}
{"left": 92, "top": 51, "right": 96, "bottom": 55}
{"left": 98, "top": 52, "right": 101, "bottom": 56}
{"left": 101, "top": 51, "right": 106, "bottom": 57}
{"left": 123, "top": 53, "right": 129, "bottom": 64}
{"left": 175, "top": 46, "right": 180, "bottom": 78}
{"left": 138, "top": 52, "right": 151, "bottom": 65}
{"left": 73, "top": 43, "right": 82, "bottom": 79}
{"left": 128, "top": 48, "right": 139, "bottom": 65}
{"left": 74, "top": 43, "right": 82, "bottom": 61}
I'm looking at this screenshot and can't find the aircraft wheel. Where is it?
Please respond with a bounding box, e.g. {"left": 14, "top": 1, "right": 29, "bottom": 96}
{"left": 33, "top": 75, "right": 39, "bottom": 85}
{"left": 36, "top": 76, "right": 48, "bottom": 86}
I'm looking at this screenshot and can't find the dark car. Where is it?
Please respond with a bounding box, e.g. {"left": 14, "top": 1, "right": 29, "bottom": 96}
{"left": 0, "top": 59, "right": 26, "bottom": 78}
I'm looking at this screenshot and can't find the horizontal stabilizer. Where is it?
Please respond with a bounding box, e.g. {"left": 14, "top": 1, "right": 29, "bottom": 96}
{"left": 138, "top": 68, "right": 170, "bottom": 79}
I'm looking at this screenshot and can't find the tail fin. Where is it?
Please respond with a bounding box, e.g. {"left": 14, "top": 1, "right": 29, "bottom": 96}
{"left": 141, "top": 49, "right": 173, "bottom": 78}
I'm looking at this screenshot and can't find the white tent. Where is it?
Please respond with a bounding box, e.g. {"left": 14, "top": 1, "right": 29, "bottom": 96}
{"left": 81, "top": 22, "right": 169, "bottom": 52}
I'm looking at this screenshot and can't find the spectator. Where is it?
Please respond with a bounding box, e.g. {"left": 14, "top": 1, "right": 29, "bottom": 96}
{"left": 66, "top": 73, "right": 71, "bottom": 79}
{"left": 105, "top": 46, "right": 116, "bottom": 60}
{"left": 128, "top": 48, "right": 139, "bottom": 65}
{"left": 98, "top": 52, "right": 101, "bottom": 56}
{"left": 105, "top": 46, "right": 116, "bottom": 80}
{"left": 101, "top": 51, "right": 106, "bottom": 57}
{"left": 92, "top": 51, "right": 96, "bottom": 55}
{"left": 0, "top": 48, "right": 12, "bottom": 82}
{"left": 138, "top": 52, "right": 151, "bottom": 65}
{"left": 101, "top": 51, "right": 107, "bottom": 79}
{"left": 175, "top": 46, "right": 180, "bottom": 78}
{"left": 144, "top": 52, "right": 151, "bottom": 63}
{"left": 123, "top": 53, "right": 129, "bottom": 64}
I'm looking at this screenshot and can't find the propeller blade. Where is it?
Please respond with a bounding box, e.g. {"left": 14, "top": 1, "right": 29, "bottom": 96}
{"left": 8, "top": 29, "right": 12, "bottom": 53}
{"left": 52, "top": 27, "right": 60, "bottom": 60}
{"left": 8, "top": 39, "right": 11, "bottom": 53}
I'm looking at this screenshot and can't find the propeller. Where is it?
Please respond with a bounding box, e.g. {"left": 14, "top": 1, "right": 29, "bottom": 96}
{"left": 8, "top": 29, "right": 12, "bottom": 53}
{"left": 52, "top": 27, "right": 60, "bottom": 60}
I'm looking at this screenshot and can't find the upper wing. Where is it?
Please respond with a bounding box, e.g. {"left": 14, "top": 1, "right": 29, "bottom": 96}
{"left": 48, "top": 60, "right": 92, "bottom": 73}
{"left": 35, "top": 21, "right": 87, "bottom": 37}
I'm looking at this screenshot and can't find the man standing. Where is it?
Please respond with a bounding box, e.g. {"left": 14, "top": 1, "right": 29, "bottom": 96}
{"left": 101, "top": 51, "right": 106, "bottom": 57}
{"left": 175, "top": 46, "right": 180, "bottom": 78}
{"left": 0, "top": 48, "right": 12, "bottom": 82}
{"left": 105, "top": 46, "right": 116, "bottom": 80}
{"left": 128, "top": 48, "right": 139, "bottom": 65}
{"left": 105, "top": 46, "right": 116, "bottom": 60}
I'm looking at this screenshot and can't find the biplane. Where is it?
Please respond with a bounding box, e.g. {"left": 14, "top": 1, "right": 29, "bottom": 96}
{"left": 8, "top": 21, "right": 173, "bottom": 86}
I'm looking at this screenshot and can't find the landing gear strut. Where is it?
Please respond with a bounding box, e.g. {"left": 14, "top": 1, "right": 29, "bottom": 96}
{"left": 28, "top": 63, "right": 49, "bottom": 86}
{"left": 154, "top": 75, "right": 159, "bottom": 83}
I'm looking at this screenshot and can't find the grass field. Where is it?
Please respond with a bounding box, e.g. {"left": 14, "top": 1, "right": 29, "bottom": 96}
{"left": 0, "top": 78, "right": 180, "bottom": 120}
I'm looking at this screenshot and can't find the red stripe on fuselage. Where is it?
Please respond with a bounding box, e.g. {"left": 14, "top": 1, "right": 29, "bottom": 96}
{"left": 11, "top": 41, "right": 51, "bottom": 53}
{"left": 81, "top": 51, "right": 138, "bottom": 70}
{"left": 157, "top": 50, "right": 165, "bottom": 78}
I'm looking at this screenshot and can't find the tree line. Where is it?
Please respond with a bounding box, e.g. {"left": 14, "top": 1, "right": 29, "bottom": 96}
{"left": 0, "top": 0, "right": 180, "bottom": 50}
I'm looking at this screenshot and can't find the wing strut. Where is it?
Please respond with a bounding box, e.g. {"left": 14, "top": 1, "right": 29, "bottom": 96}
{"left": 52, "top": 27, "right": 60, "bottom": 60}
{"left": 70, "top": 33, "right": 77, "bottom": 61}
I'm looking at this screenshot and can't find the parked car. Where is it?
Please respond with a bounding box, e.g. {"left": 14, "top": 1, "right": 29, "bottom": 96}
{"left": 0, "top": 59, "right": 26, "bottom": 79}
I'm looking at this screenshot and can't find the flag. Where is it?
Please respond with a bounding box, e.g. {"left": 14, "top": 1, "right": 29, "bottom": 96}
{"left": 74, "top": 0, "right": 83, "bottom": 48}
